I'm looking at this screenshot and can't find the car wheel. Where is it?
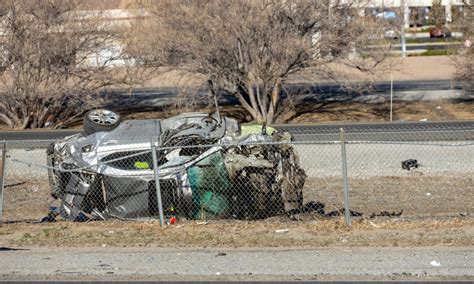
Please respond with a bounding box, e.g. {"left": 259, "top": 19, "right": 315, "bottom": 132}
{"left": 83, "top": 109, "right": 121, "bottom": 135}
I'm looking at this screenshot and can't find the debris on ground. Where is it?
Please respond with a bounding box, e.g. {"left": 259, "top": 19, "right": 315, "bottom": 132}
{"left": 368, "top": 220, "right": 380, "bottom": 228}
{"left": 4, "top": 182, "right": 26, "bottom": 188}
{"left": 301, "top": 201, "right": 325, "bottom": 215}
{"left": 402, "top": 159, "right": 419, "bottom": 170}
{"left": 38, "top": 206, "right": 59, "bottom": 223}
{"left": 324, "top": 208, "right": 363, "bottom": 217}
{"left": 289, "top": 201, "right": 363, "bottom": 218}
{"left": 274, "top": 229, "right": 289, "bottom": 233}
{"left": 369, "top": 210, "right": 403, "bottom": 218}
{"left": 430, "top": 260, "right": 441, "bottom": 267}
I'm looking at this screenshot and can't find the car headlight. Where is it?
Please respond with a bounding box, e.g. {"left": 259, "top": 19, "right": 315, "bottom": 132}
{"left": 81, "top": 144, "right": 94, "bottom": 153}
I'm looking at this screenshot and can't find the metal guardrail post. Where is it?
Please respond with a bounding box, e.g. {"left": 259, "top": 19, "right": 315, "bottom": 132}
{"left": 339, "top": 129, "right": 351, "bottom": 227}
{"left": 150, "top": 137, "right": 165, "bottom": 226}
{"left": 0, "top": 140, "right": 7, "bottom": 221}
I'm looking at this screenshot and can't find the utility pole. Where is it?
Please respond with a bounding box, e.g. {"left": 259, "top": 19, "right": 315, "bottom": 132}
{"left": 390, "top": 74, "right": 393, "bottom": 122}
{"left": 401, "top": 0, "right": 407, "bottom": 57}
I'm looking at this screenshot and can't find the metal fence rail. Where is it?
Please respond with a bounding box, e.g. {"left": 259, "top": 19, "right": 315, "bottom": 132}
{"left": 1, "top": 126, "right": 473, "bottom": 226}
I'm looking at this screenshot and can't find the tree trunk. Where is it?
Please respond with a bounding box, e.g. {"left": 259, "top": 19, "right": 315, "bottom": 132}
{"left": 233, "top": 79, "right": 282, "bottom": 124}
{"left": 266, "top": 78, "right": 281, "bottom": 124}
{"left": 0, "top": 113, "right": 13, "bottom": 128}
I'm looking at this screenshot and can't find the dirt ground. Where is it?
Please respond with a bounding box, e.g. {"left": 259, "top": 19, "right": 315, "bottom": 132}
{"left": 1, "top": 173, "right": 472, "bottom": 248}
{"left": 287, "top": 100, "right": 474, "bottom": 124}
{"left": 1, "top": 216, "right": 473, "bottom": 248}
{"left": 2, "top": 174, "right": 472, "bottom": 222}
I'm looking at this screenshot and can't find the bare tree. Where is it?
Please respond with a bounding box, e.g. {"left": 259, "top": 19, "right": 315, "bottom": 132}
{"left": 128, "top": 0, "right": 391, "bottom": 124}
{"left": 0, "top": 0, "right": 145, "bottom": 129}
{"left": 429, "top": 0, "right": 445, "bottom": 26}
{"left": 453, "top": 1, "right": 473, "bottom": 96}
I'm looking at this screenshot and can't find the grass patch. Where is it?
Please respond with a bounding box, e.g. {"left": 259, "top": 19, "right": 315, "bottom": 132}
{"left": 420, "top": 48, "right": 449, "bottom": 56}
{"left": 405, "top": 37, "right": 461, "bottom": 44}
{"left": 408, "top": 48, "right": 456, "bottom": 56}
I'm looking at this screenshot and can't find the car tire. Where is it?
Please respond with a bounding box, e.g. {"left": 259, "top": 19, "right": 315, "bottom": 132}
{"left": 83, "top": 109, "right": 121, "bottom": 135}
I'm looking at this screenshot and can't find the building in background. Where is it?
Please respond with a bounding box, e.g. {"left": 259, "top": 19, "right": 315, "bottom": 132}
{"left": 365, "top": 0, "right": 468, "bottom": 27}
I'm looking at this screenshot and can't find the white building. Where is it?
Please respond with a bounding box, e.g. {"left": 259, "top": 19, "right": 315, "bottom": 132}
{"left": 368, "top": 0, "right": 466, "bottom": 6}
{"left": 365, "top": 0, "right": 469, "bottom": 26}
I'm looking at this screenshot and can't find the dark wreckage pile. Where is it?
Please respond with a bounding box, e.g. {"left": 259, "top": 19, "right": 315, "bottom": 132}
{"left": 46, "top": 110, "right": 306, "bottom": 221}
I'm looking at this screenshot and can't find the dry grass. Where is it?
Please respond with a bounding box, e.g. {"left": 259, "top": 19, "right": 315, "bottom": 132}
{"left": 0, "top": 217, "right": 472, "bottom": 248}
{"left": 304, "top": 176, "right": 474, "bottom": 217}
{"left": 288, "top": 100, "right": 474, "bottom": 124}
{"left": 3, "top": 174, "right": 472, "bottom": 222}
{"left": 1, "top": 176, "right": 473, "bottom": 248}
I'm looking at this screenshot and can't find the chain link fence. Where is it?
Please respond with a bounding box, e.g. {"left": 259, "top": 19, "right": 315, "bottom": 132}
{"left": 1, "top": 125, "right": 473, "bottom": 225}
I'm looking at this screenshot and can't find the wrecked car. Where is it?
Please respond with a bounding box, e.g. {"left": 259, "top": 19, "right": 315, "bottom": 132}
{"left": 47, "top": 109, "right": 306, "bottom": 221}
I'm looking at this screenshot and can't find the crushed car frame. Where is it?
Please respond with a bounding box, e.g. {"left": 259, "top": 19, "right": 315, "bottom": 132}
{"left": 47, "top": 109, "right": 306, "bottom": 221}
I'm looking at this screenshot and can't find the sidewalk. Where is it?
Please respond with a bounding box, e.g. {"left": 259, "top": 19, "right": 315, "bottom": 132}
{"left": 387, "top": 55, "right": 456, "bottom": 81}
{"left": 288, "top": 55, "right": 456, "bottom": 85}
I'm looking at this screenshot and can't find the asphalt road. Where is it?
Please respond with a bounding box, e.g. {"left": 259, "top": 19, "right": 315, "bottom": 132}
{"left": 109, "top": 79, "right": 462, "bottom": 97}
{"left": 402, "top": 43, "right": 461, "bottom": 50}
{"left": 0, "top": 247, "right": 472, "bottom": 280}
{"left": 1, "top": 121, "right": 473, "bottom": 146}
{"left": 386, "top": 42, "right": 461, "bottom": 51}
{"left": 99, "top": 79, "right": 464, "bottom": 110}
{"left": 0, "top": 129, "right": 80, "bottom": 141}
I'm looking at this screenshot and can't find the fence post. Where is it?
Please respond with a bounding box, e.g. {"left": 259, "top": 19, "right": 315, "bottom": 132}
{"left": 0, "top": 140, "right": 7, "bottom": 221}
{"left": 150, "top": 137, "right": 165, "bottom": 226}
{"left": 339, "top": 129, "right": 351, "bottom": 227}
{"left": 390, "top": 73, "right": 393, "bottom": 122}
